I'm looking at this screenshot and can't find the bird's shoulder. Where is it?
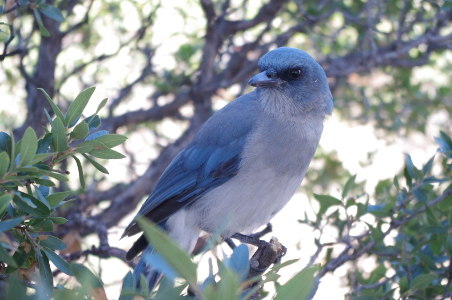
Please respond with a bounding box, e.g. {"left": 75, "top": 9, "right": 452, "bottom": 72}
{"left": 192, "top": 91, "right": 261, "bottom": 147}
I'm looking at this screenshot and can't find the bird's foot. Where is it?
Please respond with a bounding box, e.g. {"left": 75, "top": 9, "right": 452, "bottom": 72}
{"left": 248, "top": 223, "right": 273, "bottom": 239}
{"left": 228, "top": 223, "right": 273, "bottom": 248}
{"left": 231, "top": 232, "right": 263, "bottom": 247}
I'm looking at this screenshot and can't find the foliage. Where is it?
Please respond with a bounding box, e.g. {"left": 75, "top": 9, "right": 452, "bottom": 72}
{"left": 0, "top": 0, "right": 451, "bottom": 299}
{"left": 304, "top": 132, "right": 452, "bottom": 299}
{"left": 0, "top": 88, "right": 126, "bottom": 299}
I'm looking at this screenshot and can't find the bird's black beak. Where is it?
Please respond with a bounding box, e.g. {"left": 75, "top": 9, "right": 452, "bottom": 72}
{"left": 248, "top": 71, "right": 284, "bottom": 88}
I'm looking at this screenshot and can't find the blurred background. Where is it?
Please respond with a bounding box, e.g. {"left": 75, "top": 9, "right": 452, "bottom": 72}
{"left": 0, "top": 0, "right": 451, "bottom": 298}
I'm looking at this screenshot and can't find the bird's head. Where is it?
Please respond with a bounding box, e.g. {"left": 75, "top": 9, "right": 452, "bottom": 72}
{"left": 249, "top": 47, "right": 333, "bottom": 116}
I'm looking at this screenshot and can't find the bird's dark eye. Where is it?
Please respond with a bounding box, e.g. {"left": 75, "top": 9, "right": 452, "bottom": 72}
{"left": 290, "top": 69, "right": 302, "bottom": 79}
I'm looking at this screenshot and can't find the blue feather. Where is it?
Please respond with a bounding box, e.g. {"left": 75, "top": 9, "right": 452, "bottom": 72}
{"left": 124, "top": 92, "right": 260, "bottom": 235}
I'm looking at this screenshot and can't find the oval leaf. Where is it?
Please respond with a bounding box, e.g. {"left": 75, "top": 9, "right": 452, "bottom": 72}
{"left": 0, "top": 151, "right": 10, "bottom": 178}
{"left": 38, "top": 4, "right": 64, "bottom": 22}
{"left": 37, "top": 250, "right": 53, "bottom": 297}
{"left": 88, "top": 148, "right": 125, "bottom": 159}
{"left": 95, "top": 134, "right": 127, "bottom": 148}
{"left": 0, "top": 217, "right": 23, "bottom": 232}
{"left": 51, "top": 117, "right": 68, "bottom": 152}
{"left": 42, "top": 247, "right": 73, "bottom": 276}
{"left": 137, "top": 218, "right": 197, "bottom": 287}
{"left": 71, "top": 155, "right": 85, "bottom": 189}
{"left": 274, "top": 266, "right": 318, "bottom": 300}
{"left": 38, "top": 235, "right": 67, "bottom": 250}
{"left": 81, "top": 153, "right": 109, "bottom": 174}
{"left": 70, "top": 121, "right": 89, "bottom": 140}
{"left": 46, "top": 191, "right": 71, "bottom": 207}
{"left": 65, "top": 87, "right": 95, "bottom": 127}
{"left": 19, "top": 127, "right": 38, "bottom": 167}
{"left": 409, "top": 274, "right": 438, "bottom": 291}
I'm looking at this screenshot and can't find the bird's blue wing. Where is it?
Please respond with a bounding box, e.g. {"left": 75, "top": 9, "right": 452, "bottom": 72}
{"left": 123, "top": 93, "right": 259, "bottom": 237}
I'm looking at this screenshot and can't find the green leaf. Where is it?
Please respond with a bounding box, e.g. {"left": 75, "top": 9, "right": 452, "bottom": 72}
{"left": 76, "top": 139, "right": 106, "bottom": 153}
{"left": 216, "top": 267, "right": 238, "bottom": 300}
{"left": 138, "top": 218, "right": 198, "bottom": 288}
{"left": 42, "top": 247, "right": 73, "bottom": 275}
{"left": 35, "top": 187, "right": 50, "bottom": 209}
{"left": 413, "top": 187, "right": 428, "bottom": 203}
{"left": 0, "top": 132, "right": 12, "bottom": 156}
{"left": 446, "top": 235, "right": 452, "bottom": 256}
{"left": 38, "top": 4, "right": 64, "bottom": 22}
{"left": 0, "top": 151, "right": 10, "bottom": 178}
{"left": 86, "top": 130, "right": 109, "bottom": 141}
{"left": 32, "top": 219, "right": 54, "bottom": 232}
{"left": 13, "top": 193, "right": 50, "bottom": 217}
{"left": 449, "top": 209, "right": 452, "bottom": 231}
{"left": 65, "top": 87, "right": 95, "bottom": 127}
{"left": 39, "top": 88, "right": 65, "bottom": 121}
{"left": 51, "top": 117, "right": 68, "bottom": 152}
{"left": 405, "top": 154, "right": 420, "bottom": 180}
{"left": 0, "top": 194, "right": 12, "bottom": 215}
{"left": 399, "top": 276, "right": 409, "bottom": 294}
{"left": 53, "top": 152, "right": 71, "bottom": 164}
{"left": 89, "top": 148, "right": 126, "bottom": 159}
{"left": 435, "top": 131, "right": 452, "bottom": 155}
{"left": 7, "top": 132, "right": 15, "bottom": 173}
{"left": 422, "top": 154, "right": 435, "bottom": 175}
{"left": 82, "top": 153, "right": 109, "bottom": 174}
{"left": 14, "top": 139, "right": 22, "bottom": 159}
{"left": 18, "top": 127, "right": 38, "bottom": 167}
{"left": 46, "top": 171, "right": 69, "bottom": 181}
{"left": 5, "top": 275, "right": 26, "bottom": 299}
{"left": 352, "top": 297, "right": 379, "bottom": 300}
{"left": 409, "top": 274, "right": 438, "bottom": 291}
{"left": 34, "top": 178, "right": 56, "bottom": 187}
{"left": 85, "top": 114, "right": 101, "bottom": 131}
{"left": 119, "top": 272, "right": 136, "bottom": 300}
{"left": 95, "top": 134, "right": 127, "bottom": 148}
{"left": 154, "top": 277, "right": 186, "bottom": 300}
{"left": 29, "top": 153, "right": 54, "bottom": 165}
{"left": 225, "top": 244, "right": 249, "bottom": 282}
{"left": 38, "top": 235, "right": 67, "bottom": 250}
{"left": 0, "top": 217, "right": 23, "bottom": 232}
{"left": 342, "top": 174, "right": 357, "bottom": 199}
{"left": 95, "top": 98, "right": 108, "bottom": 114}
{"left": 71, "top": 263, "right": 104, "bottom": 288}
{"left": 416, "top": 252, "right": 438, "bottom": 270}
{"left": 37, "top": 132, "right": 52, "bottom": 154}
{"left": 14, "top": 166, "right": 39, "bottom": 173}
{"left": 71, "top": 155, "right": 85, "bottom": 189}
{"left": 34, "top": 9, "right": 50, "bottom": 36}
{"left": 274, "top": 266, "right": 318, "bottom": 300}
{"left": 46, "top": 191, "right": 70, "bottom": 207}
{"left": 313, "top": 194, "right": 342, "bottom": 216}
{"left": 37, "top": 250, "right": 53, "bottom": 297}
{"left": 46, "top": 217, "right": 68, "bottom": 224}
{"left": 7, "top": 243, "right": 35, "bottom": 273}
{"left": 0, "top": 244, "right": 17, "bottom": 268}
{"left": 420, "top": 226, "right": 447, "bottom": 234}
{"left": 70, "top": 121, "right": 89, "bottom": 140}
{"left": 366, "top": 222, "right": 383, "bottom": 243}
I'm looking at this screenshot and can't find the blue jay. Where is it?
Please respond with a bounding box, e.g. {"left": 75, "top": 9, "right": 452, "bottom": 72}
{"left": 123, "top": 47, "right": 333, "bottom": 287}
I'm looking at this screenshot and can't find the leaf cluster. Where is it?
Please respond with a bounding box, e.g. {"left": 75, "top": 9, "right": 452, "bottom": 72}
{"left": 304, "top": 131, "right": 452, "bottom": 299}
{"left": 0, "top": 87, "right": 126, "bottom": 299}
{"left": 117, "top": 219, "right": 319, "bottom": 300}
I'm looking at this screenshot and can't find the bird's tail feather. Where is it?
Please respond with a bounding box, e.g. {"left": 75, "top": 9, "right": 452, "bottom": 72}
{"left": 133, "top": 245, "right": 161, "bottom": 291}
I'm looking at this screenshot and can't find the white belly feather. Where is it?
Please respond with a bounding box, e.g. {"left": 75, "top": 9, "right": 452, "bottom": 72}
{"left": 166, "top": 113, "right": 324, "bottom": 252}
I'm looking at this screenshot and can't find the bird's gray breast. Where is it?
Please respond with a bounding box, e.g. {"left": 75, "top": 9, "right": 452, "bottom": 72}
{"left": 187, "top": 113, "right": 324, "bottom": 237}
{"left": 245, "top": 115, "right": 323, "bottom": 176}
